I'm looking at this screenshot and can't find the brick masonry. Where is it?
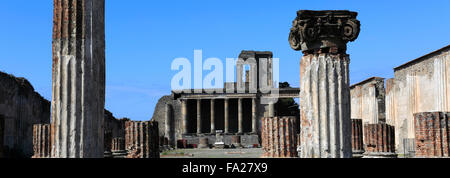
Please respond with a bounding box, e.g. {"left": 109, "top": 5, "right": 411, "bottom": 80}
{"left": 352, "top": 119, "right": 364, "bottom": 155}
{"left": 111, "top": 138, "right": 125, "bottom": 152}
{"left": 363, "top": 123, "right": 396, "bottom": 157}
{"left": 32, "top": 124, "right": 52, "bottom": 158}
{"left": 261, "top": 117, "right": 298, "bottom": 158}
{"left": 125, "top": 121, "right": 160, "bottom": 158}
{"left": 414, "top": 112, "right": 450, "bottom": 158}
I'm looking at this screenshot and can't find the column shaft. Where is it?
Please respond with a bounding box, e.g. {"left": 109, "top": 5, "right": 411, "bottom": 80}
{"left": 238, "top": 98, "right": 244, "bottom": 134}
{"left": 51, "top": 0, "right": 105, "bottom": 158}
{"left": 298, "top": 54, "right": 352, "bottom": 158}
{"left": 211, "top": 99, "right": 216, "bottom": 134}
{"left": 224, "top": 99, "right": 230, "bottom": 134}
{"left": 252, "top": 98, "right": 257, "bottom": 133}
{"left": 181, "top": 99, "right": 188, "bottom": 134}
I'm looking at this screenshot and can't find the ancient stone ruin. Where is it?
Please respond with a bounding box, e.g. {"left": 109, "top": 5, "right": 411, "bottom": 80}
{"left": 0, "top": 71, "right": 50, "bottom": 158}
{"left": 125, "top": 121, "right": 160, "bottom": 158}
{"left": 289, "top": 10, "right": 360, "bottom": 158}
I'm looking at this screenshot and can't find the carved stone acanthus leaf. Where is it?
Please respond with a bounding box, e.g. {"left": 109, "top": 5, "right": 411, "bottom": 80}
{"left": 289, "top": 10, "right": 361, "bottom": 52}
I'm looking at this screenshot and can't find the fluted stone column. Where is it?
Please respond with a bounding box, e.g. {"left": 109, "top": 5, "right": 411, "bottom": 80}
{"left": 289, "top": 10, "right": 361, "bottom": 158}
{"left": 238, "top": 98, "right": 243, "bottom": 134}
{"left": 51, "top": 0, "right": 105, "bottom": 158}
{"left": 224, "top": 99, "right": 230, "bottom": 134}
{"left": 181, "top": 99, "right": 188, "bottom": 134}
{"left": 197, "top": 99, "right": 202, "bottom": 134}
{"left": 211, "top": 99, "right": 216, "bottom": 134}
{"left": 269, "top": 102, "right": 275, "bottom": 117}
{"left": 252, "top": 98, "right": 257, "bottom": 133}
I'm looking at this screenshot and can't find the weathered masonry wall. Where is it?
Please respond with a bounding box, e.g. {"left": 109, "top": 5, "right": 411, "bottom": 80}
{"left": 414, "top": 112, "right": 449, "bottom": 158}
{"left": 261, "top": 117, "right": 298, "bottom": 158}
{"left": 363, "top": 123, "right": 397, "bottom": 158}
{"left": 0, "top": 71, "right": 50, "bottom": 157}
{"left": 351, "top": 119, "right": 364, "bottom": 156}
{"left": 386, "top": 45, "right": 450, "bottom": 154}
{"left": 125, "top": 121, "right": 159, "bottom": 158}
{"left": 350, "top": 77, "right": 386, "bottom": 124}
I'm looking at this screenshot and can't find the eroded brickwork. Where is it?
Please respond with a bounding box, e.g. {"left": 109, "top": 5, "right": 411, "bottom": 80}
{"left": 32, "top": 124, "right": 52, "bottom": 158}
{"left": 414, "top": 112, "right": 450, "bottom": 158}
{"left": 364, "top": 123, "right": 396, "bottom": 157}
{"left": 125, "top": 121, "right": 159, "bottom": 158}
{"left": 352, "top": 119, "right": 364, "bottom": 155}
{"left": 261, "top": 117, "right": 297, "bottom": 158}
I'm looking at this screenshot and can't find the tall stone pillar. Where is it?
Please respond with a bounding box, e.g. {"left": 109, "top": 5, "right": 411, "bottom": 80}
{"left": 289, "top": 10, "right": 361, "bottom": 158}
{"left": 51, "top": 0, "right": 105, "bottom": 158}
{"left": 252, "top": 98, "right": 257, "bottom": 133}
{"left": 181, "top": 99, "right": 188, "bottom": 134}
{"left": 238, "top": 98, "right": 244, "bottom": 134}
{"left": 197, "top": 99, "right": 202, "bottom": 134}
{"left": 211, "top": 99, "right": 216, "bottom": 134}
{"left": 224, "top": 99, "right": 230, "bottom": 134}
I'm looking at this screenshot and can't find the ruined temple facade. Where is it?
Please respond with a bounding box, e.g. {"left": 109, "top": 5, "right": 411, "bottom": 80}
{"left": 153, "top": 51, "right": 299, "bottom": 148}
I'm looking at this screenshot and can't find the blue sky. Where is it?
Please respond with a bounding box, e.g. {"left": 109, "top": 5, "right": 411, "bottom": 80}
{"left": 0, "top": 0, "right": 449, "bottom": 121}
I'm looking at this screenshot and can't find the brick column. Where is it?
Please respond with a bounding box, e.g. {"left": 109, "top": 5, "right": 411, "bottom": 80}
{"left": 211, "top": 99, "right": 216, "bottom": 134}
{"left": 181, "top": 99, "right": 188, "bottom": 134}
{"left": 414, "top": 112, "right": 450, "bottom": 158}
{"left": 261, "top": 117, "right": 298, "bottom": 158}
{"left": 238, "top": 98, "right": 244, "bottom": 134}
{"left": 51, "top": 0, "right": 105, "bottom": 158}
{"left": 352, "top": 119, "right": 364, "bottom": 157}
{"left": 32, "top": 124, "right": 52, "bottom": 158}
{"left": 363, "top": 123, "right": 397, "bottom": 158}
{"left": 125, "top": 121, "right": 159, "bottom": 158}
{"left": 289, "top": 10, "right": 360, "bottom": 158}
{"left": 252, "top": 98, "right": 257, "bottom": 134}
{"left": 224, "top": 99, "right": 230, "bottom": 134}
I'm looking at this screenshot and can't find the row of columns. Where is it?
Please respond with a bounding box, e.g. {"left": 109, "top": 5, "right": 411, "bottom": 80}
{"left": 182, "top": 98, "right": 260, "bottom": 135}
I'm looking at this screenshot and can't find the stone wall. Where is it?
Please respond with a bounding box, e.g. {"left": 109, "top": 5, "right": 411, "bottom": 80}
{"left": 363, "top": 123, "right": 396, "bottom": 157}
{"left": 32, "top": 124, "right": 51, "bottom": 158}
{"left": 350, "top": 77, "right": 386, "bottom": 124}
{"left": 104, "top": 110, "right": 127, "bottom": 152}
{"left": 152, "top": 95, "right": 182, "bottom": 146}
{"left": 0, "top": 71, "right": 50, "bottom": 157}
{"left": 261, "top": 117, "right": 297, "bottom": 158}
{"left": 386, "top": 45, "right": 449, "bottom": 154}
{"left": 414, "top": 112, "right": 449, "bottom": 158}
{"left": 125, "top": 121, "right": 160, "bottom": 158}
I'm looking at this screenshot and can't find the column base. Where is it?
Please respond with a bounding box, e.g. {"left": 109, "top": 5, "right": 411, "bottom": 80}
{"left": 363, "top": 152, "right": 398, "bottom": 158}
{"left": 352, "top": 150, "right": 365, "bottom": 158}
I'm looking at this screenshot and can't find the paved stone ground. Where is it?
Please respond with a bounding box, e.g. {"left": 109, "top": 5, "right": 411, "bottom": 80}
{"left": 161, "top": 148, "right": 264, "bottom": 158}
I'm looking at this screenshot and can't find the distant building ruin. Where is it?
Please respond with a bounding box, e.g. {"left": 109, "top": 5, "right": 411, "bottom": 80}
{"left": 153, "top": 51, "right": 300, "bottom": 149}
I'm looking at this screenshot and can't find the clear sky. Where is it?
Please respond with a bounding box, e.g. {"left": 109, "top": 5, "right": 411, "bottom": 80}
{"left": 0, "top": 0, "right": 449, "bottom": 121}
